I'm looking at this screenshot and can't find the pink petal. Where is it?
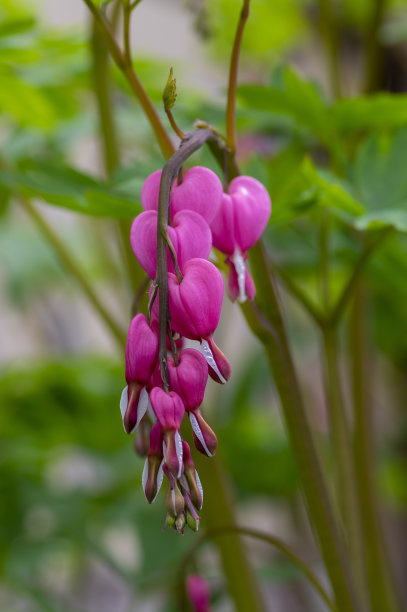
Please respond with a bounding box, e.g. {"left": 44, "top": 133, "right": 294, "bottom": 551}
{"left": 168, "top": 259, "right": 224, "bottom": 340}
{"left": 229, "top": 176, "right": 271, "bottom": 252}
{"left": 125, "top": 314, "right": 159, "bottom": 384}
{"left": 150, "top": 388, "right": 185, "bottom": 431}
{"left": 168, "top": 348, "right": 208, "bottom": 410}
{"left": 210, "top": 193, "right": 235, "bottom": 254}
{"left": 171, "top": 166, "right": 223, "bottom": 224}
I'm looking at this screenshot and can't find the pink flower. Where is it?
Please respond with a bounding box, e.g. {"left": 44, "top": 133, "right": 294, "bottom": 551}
{"left": 186, "top": 575, "right": 211, "bottom": 612}
{"left": 167, "top": 348, "right": 208, "bottom": 410}
{"left": 189, "top": 408, "right": 217, "bottom": 457}
{"left": 150, "top": 388, "right": 185, "bottom": 478}
{"left": 210, "top": 176, "right": 271, "bottom": 302}
{"left": 141, "top": 166, "right": 222, "bottom": 224}
{"left": 120, "top": 314, "right": 158, "bottom": 434}
{"left": 168, "top": 258, "right": 231, "bottom": 383}
{"left": 130, "top": 210, "right": 211, "bottom": 279}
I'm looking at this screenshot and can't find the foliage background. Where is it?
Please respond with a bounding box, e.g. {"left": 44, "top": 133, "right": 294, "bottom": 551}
{"left": 1, "top": 0, "right": 407, "bottom": 610}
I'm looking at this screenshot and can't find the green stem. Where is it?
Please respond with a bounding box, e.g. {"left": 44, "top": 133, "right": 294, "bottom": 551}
{"left": 315, "top": 0, "right": 342, "bottom": 98}
{"left": 82, "top": 0, "right": 175, "bottom": 160}
{"left": 189, "top": 454, "right": 267, "bottom": 612}
{"left": 267, "top": 256, "right": 326, "bottom": 327}
{"left": 178, "top": 525, "right": 336, "bottom": 612}
{"left": 322, "top": 325, "right": 367, "bottom": 603}
{"left": 21, "top": 199, "right": 126, "bottom": 348}
{"left": 364, "top": 0, "right": 386, "bottom": 94}
{"left": 90, "top": 11, "right": 145, "bottom": 296}
{"left": 225, "top": 0, "right": 250, "bottom": 151}
{"left": 242, "top": 242, "right": 361, "bottom": 612}
{"left": 329, "top": 228, "right": 393, "bottom": 326}
{"left": 351, "top": 283, "right": 399, "bottom": 612}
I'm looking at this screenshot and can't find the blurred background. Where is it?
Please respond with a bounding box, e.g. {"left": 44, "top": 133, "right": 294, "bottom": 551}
{"left": 1, "top": 0, "right": 407, "bottom": 610}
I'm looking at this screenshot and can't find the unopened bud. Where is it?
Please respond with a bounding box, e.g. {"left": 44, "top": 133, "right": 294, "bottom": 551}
{"left": 166, "top": 479, "right": 185, "bottom": 518}
{"left": 186, "top": 510, "right": 199, "bottom": 532}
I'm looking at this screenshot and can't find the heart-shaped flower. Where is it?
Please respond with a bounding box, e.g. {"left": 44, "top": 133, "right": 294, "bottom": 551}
{"left": 141, "top": 166, "right": 222, "bottom": 224}
{"left": 167, "top": 349, "right": 208, "bottom": 410}
{"left": 130, "top": 210, "right": 212, "bottom": 279}
{"left": 150, "top": 388, "right": 185, "bottom": 478}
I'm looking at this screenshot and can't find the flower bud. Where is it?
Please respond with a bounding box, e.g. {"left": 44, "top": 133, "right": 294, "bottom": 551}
{"left": 186, "top": 575, "right": 211, "bottom": 612}
{"left": 142, "top": 423, "right": 164, "bottom": 503}
{"left": 189, "top": 409, "right": 218, "bottom": 457}
{"left": 134, "top": 415, "right": 151, "bottom": 457}
{"left": 181, "top": 442, "right": 203, "bottom": 510}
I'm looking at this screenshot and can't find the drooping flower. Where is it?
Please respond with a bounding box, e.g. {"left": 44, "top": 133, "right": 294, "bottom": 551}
{"left": 150, "top": 388, "right": 185, "bottom": 478}
{"left": 130, "top": 209, "right": 212, "bottom": 279}
{"left": 141, "top": 166, "right": 223, "bottom": 224}
{"left": 121, "top": 314, "right": 158, "bottom": 434}
{"left": 167, "top": 258, "right": 231, "bottom": 383}
{"left": 210, "top": 176, "right": 271, "bottom": 302}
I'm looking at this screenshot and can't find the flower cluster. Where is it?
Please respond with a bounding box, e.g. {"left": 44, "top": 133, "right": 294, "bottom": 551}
{"left": 121, "top": 166, "right": 270, "bottom": 532}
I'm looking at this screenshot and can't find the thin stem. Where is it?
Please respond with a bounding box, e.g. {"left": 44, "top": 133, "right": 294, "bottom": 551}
{"left": 178, "top": 525, "right": 336, "bottom": 612}
{"left": 21, "top": 199, "right": 126, "bottom": 348}
{"left": 351, "top": 282, "right": 399, "bottom": 612}
{"left": 82, "top": 0, "right": 175, "bottom": 159}
{"left": 329, "top": 227, "right": 393, "bottom": 326}
{"left": 226, "top": 0, "right": 250, "bottom": 150}
{"left": 267, "top": 256, "right": 326, "bottom": 327}
{"left": 315, "top": 0, "right": 342, "bottom": 98}
{"left": 364, "top": 0, "right": 386, "bottom": 94}
{"left": 165, "top": 108, "right": 186, "bottom": 140}
{"left": 123, "top": 0, "right": 132, "bottom": 68}
{"left": 242, "top": 242, "right": 362, "bottom": 612}
{"left": 322, "top": 325, "right": 367, "bottom": 604}
{"left": 90, "top": 13, "right": 143, "bottom": 295}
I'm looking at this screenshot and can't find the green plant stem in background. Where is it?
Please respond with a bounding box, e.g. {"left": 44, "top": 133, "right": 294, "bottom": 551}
{"left": 322, "top": 324, "right": 367, "bottom": 603}
{"left": 364, "top": 0, "right": 386, "bottom": 94}
{"left": 242, "top": 242, "right": 362, "bottom": 612}
{"left": 20, "top": 199, "right": 126, "bottom": 348}
{"left": 91, "top": 12, "right": 144, "bottom": 297}
{"left": 82, "top": 0, "right": 175, "bottom": 160}
{"left": 315, "top": 0, "right": 342, "bottom": 98}
{"left": 190, "top": 450, "right": 267, "bottom": 612}
{"left": 319, "top": 211, "right": 366, "bottom": 602}
{"left": 225, "top": 0, "right": 250, "bottom": 151}
{"left": 351, "top": 282, "right": 399, "bottom": 612}
{"left": 178, "top": 525, "right": 337, "bottom": 612}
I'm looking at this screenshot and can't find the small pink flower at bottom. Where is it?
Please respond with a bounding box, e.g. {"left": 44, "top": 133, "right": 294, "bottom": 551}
{"left": 142, "top": 423, "right": 164, "bottom": 503}
{"left": 150, "top": 388, "right": 185, "bottom": 478}
{"left": 186, "top": 575, "right": 211, "bottom": 612}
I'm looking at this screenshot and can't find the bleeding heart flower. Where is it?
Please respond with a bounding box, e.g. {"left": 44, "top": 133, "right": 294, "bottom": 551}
{"left": 141, "top": 166, "right": 222, "bottom": 224}
{"left": 150, "top": 388, "right": 185, "bottom": 478}
{"left": 130, "top": 210, "right": 212, "bottom": 279}
{"left": 186, "top": 575, "right": 211, "bottom": 612}
{"left": 210, "top": 176, "right": 271, "bottom": 302}
{"left": 167, "top": 349, "right": 208, "bottom": 410}
{"left": 180, "top": 441, "right": 203, "bottom": 511}
{"left": 121, "top": 314, "right": 158, "bottom": 434}
{"left": 189, "top": 408, "right": 218, "bottom": 457}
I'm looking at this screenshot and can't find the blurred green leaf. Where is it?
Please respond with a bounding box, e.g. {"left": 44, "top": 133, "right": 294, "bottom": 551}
{"left": 0, "top": 161, "right": 142, "bottom": 218}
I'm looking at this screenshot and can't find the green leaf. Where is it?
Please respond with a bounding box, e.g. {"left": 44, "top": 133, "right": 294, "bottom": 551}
{"left": 331, "top": 94, "right": 407, "bottom": 134}
{"left": 0, "top": 161, "right": 141, "bottom": 219}
{"left": 352, "top": 127, "right": 407, "bottom": 232}
{"left": 301, "top": 157, "right": 365, "bottom": 217}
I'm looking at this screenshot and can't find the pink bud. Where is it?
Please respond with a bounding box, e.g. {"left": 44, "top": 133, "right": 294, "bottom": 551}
{"left": 142, "top": 423, "right": 164, "bottom": 503}
{"left": 201, "top": 336, "right": 231, "bottom": 384}
{"left": 186, "top": 575, "right": 211, "bottom": 612}
{"left": 181, "top": 441, "right": 203, "bottom": 510}
{"left": 168, "top": 349, "right": 208, "bottom": 410}
{"left": 150, "top": 388, "right": 185, "bottom": 477}
{"left": 168, "top": 258, "right": 224, "bottom": 340}
{"left": 141, "top": 167, "right": 222, "bottom": 225}
{"left": 171, "top": 166, "right": 223, "bottom": 224}
{"left": 130, "top": 210, "right": 212, "bottom": 279}
{"left": 210, "top": 176, "right": 271, "bottom": 254}
{"left": 189, "top": 408, "right": 218, "bottom": 457}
